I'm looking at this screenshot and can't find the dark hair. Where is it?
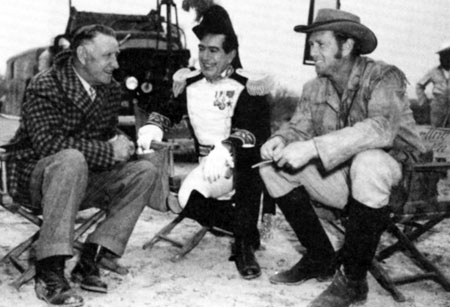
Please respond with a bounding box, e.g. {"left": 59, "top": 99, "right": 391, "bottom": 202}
{"left": 333, "top": 31, "right": 361, "bottom": 57}
{"left": 198, "top": 31, "right": 242, "bottom": 68}
{"left": 194, "top": 5, "right": 242, "bottom": 69}
{"left": 70, "top": 24, "right": 116, "bottom": 56}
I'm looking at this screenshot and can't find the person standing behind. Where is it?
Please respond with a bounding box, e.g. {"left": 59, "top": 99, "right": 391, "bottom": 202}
{"left": 416, "top": 41, "right": 450, "bottom": 127}
{"left": 38, "top": 34, "right": 71, "bottom": 73}
{"left": 7, "top": 24, "right": 164, "bottom": 306}
{"left": 137, "top": 5, "right": 272, "bottom": 280}
{"left": 259, "top": 9, "right": 426, "bottom": 307}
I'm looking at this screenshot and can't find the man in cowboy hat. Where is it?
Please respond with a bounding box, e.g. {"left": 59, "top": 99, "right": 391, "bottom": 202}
{"left": 137, "top": 5, "right": 272, "bottom": 279}
{"left": 258, "top": 8, "right": 426, "bottom": 307}
{"left": 416, "top": 40, "right": 450, "bottom": 127}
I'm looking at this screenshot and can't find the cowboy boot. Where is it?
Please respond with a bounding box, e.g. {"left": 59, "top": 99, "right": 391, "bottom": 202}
{"left": 270, "top": 186, "right": 337, "bottom": 285}
{"left": 71, "top": 243, "right": 108, "bottom": 293}
{"left": 307, "top": 198, "right": 389, "bottom": 307}
{"left": 307, "top": 269, "right": 369, "bottom": 307}
{"left": 35, "top": 256, "right": 84, "bottom": 306}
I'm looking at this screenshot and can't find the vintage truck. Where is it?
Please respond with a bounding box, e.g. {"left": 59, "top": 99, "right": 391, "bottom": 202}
{"left": 2, "top": 0, "right": 191, "bottom": 138}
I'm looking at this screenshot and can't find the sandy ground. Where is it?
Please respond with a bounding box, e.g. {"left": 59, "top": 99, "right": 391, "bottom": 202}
{"left": 2, "top": 116, "right": 450, "bottom": 307}
{"left": 1, "top": 202, "right": 450, "bottom": 307}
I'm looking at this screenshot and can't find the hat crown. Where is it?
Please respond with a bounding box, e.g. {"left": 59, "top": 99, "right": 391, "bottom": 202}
{"left": 193, "top": 5, "right": 236, "bottom": 38}
{"left": 314, "top": 8, "right": 361, "bottom": 24}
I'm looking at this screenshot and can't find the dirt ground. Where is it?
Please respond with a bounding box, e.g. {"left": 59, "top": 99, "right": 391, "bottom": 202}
{"left": 2, "top": 116, "right": 450, "bottom": 307}
{"left": 1, "top": 200, "right": 450, "bottom": 307}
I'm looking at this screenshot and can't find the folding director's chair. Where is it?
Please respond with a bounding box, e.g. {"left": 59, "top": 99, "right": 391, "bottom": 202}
{"left": 327, "top": 159, "right": 450, "bottom": 302}
{"left": 0, "top": 148, "right": 129, "bottom": 289}
{"left": 371, "top": 160, "right": 450, "bottom": 302}
{"left": 142, "top": 141, "right": 235, "bottom": 262}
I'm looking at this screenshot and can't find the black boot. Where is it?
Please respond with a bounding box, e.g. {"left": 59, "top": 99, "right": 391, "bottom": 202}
{"left": 342, "top": 198, "right": 390, "bottom": 281}
{"left": 35, "top": 256, "right": 84, "bottom": 306}
{"left": 71, "top": 243, "right": 108, "bottom": 293}
{"left": 307, "top": 269, "right": 368, "bottom": 307}
{"left": 230, "top": 167, "right": 262, "bottom": 279}
{"left": 230, "top": 237, "right": 261, "bottom": 280}
{"left": 270, "top": 187, "right": 336, "bottom": 285}
{"left": 308, "top": 198, "right": 390, "bottom": 307}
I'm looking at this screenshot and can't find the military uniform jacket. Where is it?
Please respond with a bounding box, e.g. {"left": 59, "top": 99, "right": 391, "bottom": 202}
{"left": 146, "top": 68, "right": 272, "bottom": 206}
{"left": 7, "top": 53, "right": 120, "bottom": 203}
{"left": 147, "top": 68, "right": 272, "bottom": 163}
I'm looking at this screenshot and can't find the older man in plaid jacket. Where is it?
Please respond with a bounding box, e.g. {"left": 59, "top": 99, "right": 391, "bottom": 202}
{"left": 7, "top": 25, "right": 162, "bottom": 306}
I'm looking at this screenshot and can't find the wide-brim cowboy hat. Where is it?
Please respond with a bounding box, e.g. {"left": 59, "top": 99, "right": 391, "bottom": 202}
{"left": 294, "top": 8, "right": 377, "bottom": 55}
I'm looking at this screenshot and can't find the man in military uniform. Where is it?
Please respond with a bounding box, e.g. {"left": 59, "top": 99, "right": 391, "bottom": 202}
{"left": 137, "top": 5, "right": 272, "bottom": 279}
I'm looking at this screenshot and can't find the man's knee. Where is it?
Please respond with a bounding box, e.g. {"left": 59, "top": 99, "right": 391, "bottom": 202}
{"left": 350, "top": 149, "right": 402, "bottom": 208}
{"left": 127, "top": 160, "right": 158, "bottom": 183}
{"left": 351, "top": 150, "right": 401, "bottom": 180}
{"left": 47, "top": 149, "right": 88, "bottom": 177}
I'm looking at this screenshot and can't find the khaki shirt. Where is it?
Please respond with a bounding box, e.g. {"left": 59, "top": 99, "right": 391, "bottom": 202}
{"left": 274, "top": 56, "right": 427, "bottom": 171}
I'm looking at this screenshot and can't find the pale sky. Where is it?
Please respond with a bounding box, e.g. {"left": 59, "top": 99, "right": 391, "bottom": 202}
{"left": 1, "top": 0, "right": 449, "bottom": 98}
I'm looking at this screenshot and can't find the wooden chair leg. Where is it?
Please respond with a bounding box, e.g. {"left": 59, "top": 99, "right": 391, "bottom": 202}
{"left": 0, "top": 231, "right": 39, "bottom": 266}
{"left": 389, "top": 224, "right": 450, "bottom": 291}
{"left": 378, "top": 217, "right": 445, "bottom": 261}
{"left": 369, "top": 259, "right": 406, "bottom": 302}
{"left": 171, "top": 226, "right": 209, "bottom": 262}
{"left": 143, "top": 213, "right": 218, "bottom": 262}
{"left": 143, "top": 214, "right": 186, "bottom": 250}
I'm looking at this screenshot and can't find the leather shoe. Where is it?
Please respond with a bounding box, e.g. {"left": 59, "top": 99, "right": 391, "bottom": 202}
{"left": 230, "top": 239, "right": 261, "bottom": 280}
{"left": 35, "top": 256, "right": 84, "bottom": 306}
{"left": 71, "top": 244, "right": 107, "bottom": 293}
{"left": 270, "top": 253, "right": 336, "bottom": 285}
{"left": 307, "top": 270, "right": 368, "bottom": 307}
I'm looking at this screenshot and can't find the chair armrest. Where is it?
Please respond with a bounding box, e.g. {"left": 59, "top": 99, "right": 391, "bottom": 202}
{"left": 150, "top": 140, "right": 179, "bottom": 151}
{"left": 410, "top": 162, "right": 450, "bottom": 172}
{"left": 0, "top": 148, "right": 10, "bottom": 161}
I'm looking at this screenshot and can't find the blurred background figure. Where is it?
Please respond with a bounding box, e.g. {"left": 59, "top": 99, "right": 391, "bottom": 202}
{"left": 416, "top": 40, "right": 450, "bottom": 127}
{"left": 38, "top": 34, "right": 71, "bottom": 73}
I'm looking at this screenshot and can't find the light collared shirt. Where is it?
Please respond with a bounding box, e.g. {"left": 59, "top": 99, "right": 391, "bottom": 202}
{"left": 73, "top": 66, "right": 96, "bottom": 101}
{"left": 416, "top": 65, "right": 450, "bottom": 107}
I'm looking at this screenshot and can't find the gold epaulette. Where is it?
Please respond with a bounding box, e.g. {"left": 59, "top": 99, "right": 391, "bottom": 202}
{"left": 172, "top": 68, "right": 201, "bottom": 97}
{"left": 236, "top": 69, "right": 274, "bottom": 96}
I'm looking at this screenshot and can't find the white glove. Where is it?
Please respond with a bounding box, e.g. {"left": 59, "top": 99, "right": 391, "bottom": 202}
{"left": 137, "top": 125, "right": 163, "bottom": 154}
{"left": 202, "top": 143, "right": 234, "bottom": 183}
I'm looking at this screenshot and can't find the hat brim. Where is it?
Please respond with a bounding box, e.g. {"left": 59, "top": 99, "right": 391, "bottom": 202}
{"left": 192, "top": 24, "right": 205, "bottom": 40}
{"left": 294, "top": 20, "right": 377, "bottom": 54}
{"left": 437, "top": 47, "right": 450, "bottom": 54}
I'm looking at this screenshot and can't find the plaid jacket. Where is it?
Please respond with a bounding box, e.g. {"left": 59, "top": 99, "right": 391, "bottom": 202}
{"left": 7, "top": 52, "right": 121, "bottom": 203}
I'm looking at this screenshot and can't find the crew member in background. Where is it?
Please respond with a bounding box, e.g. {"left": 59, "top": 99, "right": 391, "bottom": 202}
{"left": 416, "top": 40, "right": 450, "bottom": 127}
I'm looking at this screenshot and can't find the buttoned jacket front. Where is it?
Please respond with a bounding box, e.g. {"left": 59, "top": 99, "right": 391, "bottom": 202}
{"left": 7, "top": 52, "right": 121, "bottom": 202}
{"left": 274, "top": 56, "right": 427, "bottom": 171}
